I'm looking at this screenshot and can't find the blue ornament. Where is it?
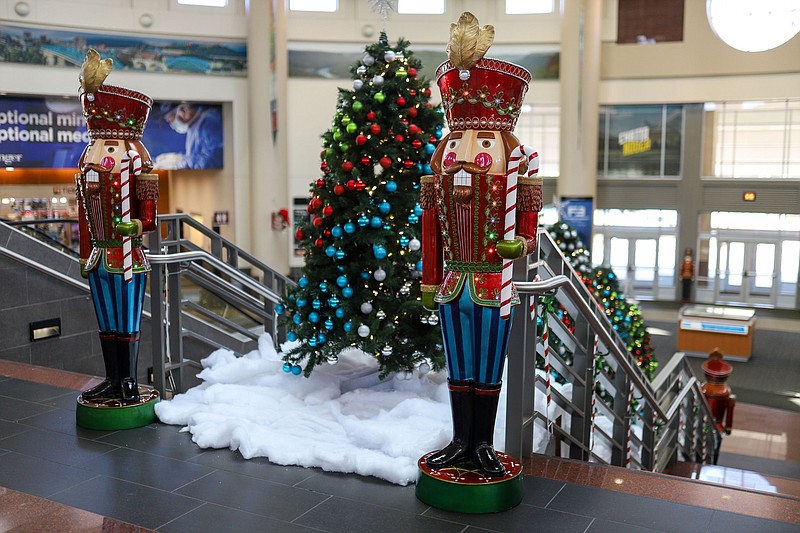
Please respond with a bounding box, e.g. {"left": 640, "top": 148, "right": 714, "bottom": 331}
{"left": 374, "top": 245, "right": 387, "bottom": 259}
{"left": 319, "top": 282, "right": 328, "bottom": 292}
{"left": 335, "top": 249, "right": 346, "bottom": 259}
{"left": 361, "top": 271, "right": 370, "bottom": 279}
{"left": 312, "top": 298, "right": 321, "bottom": 309}
{"left": 288, "top": 293, "right": 296, "bottom": 301}
{"left": 331, "top": 226, "right": 343, "bottom": 238}
{"left": 328, "top": 295, "right": 340, "bottom": 308}
{"left": 344, "top": 321, "right": 353, "bottom": 332}
{"left": 344, "top": 222, "right": 356, "bottom": 234}
{"left": 308, "top": 311, "right": 320, "bottom": 323}
{"left": 414, "top": 204, "right": 423, "bottom": 216}
{"left": 408, "top": 214, "right": 419, "bottom": 224}
{"left": 293, "top": 313, "right": 302, "bottom": 325}
{"left": 275, "top": 304, "right": 285, "bottom": 315}
{"left": 297, "top": 298, "right": 308, "bottom": 307}
{"left": 370, "top": 216, "right": 382, "bottom": 228}
{"left": 358, "top": 215, "right": 369, "bottom": 226}
{"left": 325, "top": 245, "right": 336, "bottom": 257}
{"left": 423, "top": 164, "right": 433, "bottom": 174}
{"left": 298, "top": 276, "right": 309, "bottom": 288}
{"left": 324, "top": 318, "right": 334, "bottom": 330}
{"left": 336, "top": 275, "right": 348, "bottom": 287}
{"left": 283, "top": 362, "right": 292, "bottom": 372}
{"left": 425, "top": 143, "right": 435, "bottom": 155}
{"left": 399, "top": 235, "right": 410, "bottom": 247}
{"left": 385, "top": 181, "right": 397, "bottom": 193}
{"left": 317, "top": 333, "right": 327, "bottom": 344}
{"left": 337, "top": 265, "right": 345, "bottom": 272}
{"left": 434, "top": 130, "right": 443, "bottom": 139}
{"left": 416, "top": 163, "right": 424, "bottom": 174}
{"left": 378, "top": 201, "right": 391, "bottom": 214}
{"left": 291, "top": 365, "right": 302, "bottom": 375}
{"left": 287, "top": 331, "right": 298, "bottom": 342}
{"left": 308, "top": 337, "right": 318, "bottom": 347}
{"left": 415, "top": 260, "right": 423, "bottom": 271}
{"left": 413, "top": 183, "right": 420, "bottom": 190}
{"left": 342, "top": 287, "right": 354, "bottom": 298}
{"left": 335, "top": 307, "right": 346, "bottom": 318}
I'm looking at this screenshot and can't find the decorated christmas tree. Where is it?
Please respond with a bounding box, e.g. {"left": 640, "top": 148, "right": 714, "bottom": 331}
{"left": 278, "top": 33, "right": 445, "bottom": 378}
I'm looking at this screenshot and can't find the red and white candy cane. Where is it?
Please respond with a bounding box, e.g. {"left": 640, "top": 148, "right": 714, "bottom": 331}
{"left": 119, "top": 150, "right": 142, "bottom": 282}
{"left": 590, "top": 334, "right": 599, "bottom": 452}
{"left": 625, "top": 381, "right": 634, "bottom": 466}
{"left": 542, "top": 317, "right": 552, "bottom": 430}
{"left": 500, "top": 145, "right": 539, "bottom": 320}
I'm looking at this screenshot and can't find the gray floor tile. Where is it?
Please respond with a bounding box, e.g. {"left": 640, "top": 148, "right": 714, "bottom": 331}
{"left": 189, "top": 448, "right": 316, "bottom": 486}
{"left": 176, "top": 469, "right": 330, "bottom": 522}
{"left": 0, "top": 451, "right": 98, "bottom": 498}
{"left": 548, "top": 483, "right": 714, "bottom": 533}
{"left": 18, "top": 406, "right": 118, "bottom": 439}
{"left": 424, "top": 501, "right": 593, "bottom": 533}
{"left": 0, "top": 418, "right": 32, "bottom": 439}
{"left": 295, "top": 496, "right": 467, "bottom": 533}
{"left": 587, "top": 518, "right": 664, "bottom": 532}
{"left": 158, "top": 502, "right": 320, "bottom": 533}
{"left": 49, "top": 475, "right": 203, "bottom": 531}
{"left": 295, "top": 469, "right": 429, "bottom": 514}
{"left": 707, "top": 510, "right": 800, "bottom": 533}
{"left": 0, "top": 378, "right": 75, "bottom": 403}
{"left": 0, "top": 426, "right": 118, "bottom": 468}
{"left": 522, "top": 475, "right": 567, "bottom": 507}
{"left": 40, "top": 390, "right": 82, "bottom": 411}
{"left": 97, "top": 421, "right": 207, "bottom": 461}
{"left": 83, "top": 447, "right": 216, "bottom": 491}
{"left": 0, "top": 395, "right": 56, "bottom": 422}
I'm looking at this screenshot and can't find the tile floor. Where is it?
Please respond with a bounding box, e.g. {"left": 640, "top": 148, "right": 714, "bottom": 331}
{"left": 0, "top": 361, "right": 798, "bottom": 532}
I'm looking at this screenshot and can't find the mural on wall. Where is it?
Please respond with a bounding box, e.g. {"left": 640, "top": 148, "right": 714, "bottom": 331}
{"left": 0, "top": 96, "right": 223, "bottom": 169}
{"left": 288, "top": 42, "right": 559, "bottom": 81}
{"left": 0, "top": 23, "right": 247, "bottom": 76}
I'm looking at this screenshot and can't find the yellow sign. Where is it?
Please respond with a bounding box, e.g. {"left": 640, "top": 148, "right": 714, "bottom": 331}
{"left": 619, "top": 126, "right": 652, "bottom": 156}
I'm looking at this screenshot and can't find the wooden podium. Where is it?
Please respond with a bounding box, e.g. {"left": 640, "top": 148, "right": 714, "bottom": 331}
{"left": 677, "top": 305, "right": 756, "bottom": 361}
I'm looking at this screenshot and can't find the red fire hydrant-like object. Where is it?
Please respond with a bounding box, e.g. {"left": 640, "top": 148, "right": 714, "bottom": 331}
{"left": 701, "top": 349, "right": 736, "bottom": 435}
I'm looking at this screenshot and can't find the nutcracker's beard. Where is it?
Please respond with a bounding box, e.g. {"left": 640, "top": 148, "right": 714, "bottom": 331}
{"left": 444, "top": 162, "right": 490, "bottom": 205}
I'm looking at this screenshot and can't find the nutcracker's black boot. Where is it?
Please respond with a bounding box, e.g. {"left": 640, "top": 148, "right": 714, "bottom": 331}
{"left": 118, "top": 333, "right": 141, "bottom": 403}
{"left": 425, "top": 380, "right": 472, "bottom": 468}
{"left": 472, "top": 382, "right": 506, "bottom": 477}
{"left": 81, "top": 332, "right": 121, "bottom": 400}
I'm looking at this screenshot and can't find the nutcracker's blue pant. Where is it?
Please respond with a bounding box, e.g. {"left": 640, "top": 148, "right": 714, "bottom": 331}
{"left": 438, "top": 289, "right": 514, "bottom": 384}
{"left": 88, "top": 263, "right": 147, "bottom": 334}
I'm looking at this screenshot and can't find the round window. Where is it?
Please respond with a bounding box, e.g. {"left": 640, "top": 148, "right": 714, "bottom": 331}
{"left": 707, "top": 0, "right": 800, "bottom": 52}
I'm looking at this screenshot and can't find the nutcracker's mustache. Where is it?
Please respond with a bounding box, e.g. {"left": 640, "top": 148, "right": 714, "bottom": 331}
{"left": 444, "top": 162, "right": 490, "bottom": 175}
{"left": 82, "top": 161, "right": 113, "bottom": 173}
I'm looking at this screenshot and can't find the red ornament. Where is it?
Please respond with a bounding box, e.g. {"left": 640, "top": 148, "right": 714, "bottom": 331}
{"left": 396, "top": 96, "right": 406, "bottom": 107}
{"left": 424, "top": 88, "right": 431, "bottom": 97}
{"left": 370, "top": 123, "right": 381, "bottom": 135}
{"left": 429, "top": 135, "right": 437, "bottom": 143}
{"left": 316, "top": 178, "right": 326, "bottom": 189}
{"left": 295, "top": 228, "right": 305, "bottom": 241}
{"left": 341, "top": 161, "right": 354, "bottom": 173}
{"left": 360, "top": 156, "right": 371, "bottom": 166}
{"left": 323, "top": 205, "right": 334, "bottom": 217}
{"left": 379, "top": 156, "right": 392, "bottom": 169}
{"left": 314, "top": 238, "right": 323, "bottom": 248}
{"left": 408, "top": 107, "right": 418, "bottom": 118}
{"left": 306, "top": 203, "right": 315, "bottom": 214}
{"left": 408, "top": 68, "right": 417, "bottom": 77}
{"left": 334, "top": 184, "right": 345, "bottom": 195}
{"left": 366, "top": 111, "right": 376, "bottom": 120}
{"left": 354, "top": 180, "right": 366, "bottom": 191}
{"left": 409, "top": 89, "right": 417, "bottom": 96}
{"left": 395, "top": 134, "right": 405, "bottom": 143}
{"left": 412, "top": 139, "right": 422, "bottom": 149}
{"left": 346, "top": 179, "right": 356, "bottom": 190}
{"left": 408, "top": 124, "right": 421, "bottom": 135}
{"left": 355, "top": 134, "right": 367, "bottom": 146}
{"left": 313, "top": 216, "right": 324, "bottom": 228}
{"left": 320, "top": 161, "right": 327, "bottom": 171}
{"left": 403, "top": 159, "right": 414, "bottom": 169}
{"left": 323, "top": 228, "right": 332, "bottom": 237}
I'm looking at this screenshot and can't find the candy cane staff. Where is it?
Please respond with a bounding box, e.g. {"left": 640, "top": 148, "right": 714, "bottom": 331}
{"left": 420, "top": 12, "right": 543, "bottom": 477}
{"left": 75, "top": 49, "right": 160, "bottom": 403}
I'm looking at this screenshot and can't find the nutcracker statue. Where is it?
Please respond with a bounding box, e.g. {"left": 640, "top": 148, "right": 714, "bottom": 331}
{"left": 74, "top": 49, "right": 160, "bottom": 429}
{"left": 680, "top": 247, "right": 695, "bottom": 304}
{"left": 701, "top": 349, "right": 736, "bottom": 463}
{"left": 416, "top": 13, "right": 541, "bottom": 513}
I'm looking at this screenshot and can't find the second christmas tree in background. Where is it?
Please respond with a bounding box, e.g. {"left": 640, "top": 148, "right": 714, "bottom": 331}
{"left": 279, "top": 34, "right": 445, "bottom": 378}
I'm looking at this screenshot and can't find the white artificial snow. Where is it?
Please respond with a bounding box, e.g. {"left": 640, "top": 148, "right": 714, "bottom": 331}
{"left": 155, "top": 333, "right": 576, "bottom": 485}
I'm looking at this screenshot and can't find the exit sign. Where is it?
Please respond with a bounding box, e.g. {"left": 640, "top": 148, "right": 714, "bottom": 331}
{"left": 743, "top": 192, "right": 756, "bottom": 202}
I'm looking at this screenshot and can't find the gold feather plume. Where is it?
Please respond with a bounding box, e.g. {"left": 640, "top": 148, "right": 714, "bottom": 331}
{"left": 79, "top": 48, "right": 113, "bottom": 93}
{"left": 447, "top": 12, "right": 495, "bottom": 71}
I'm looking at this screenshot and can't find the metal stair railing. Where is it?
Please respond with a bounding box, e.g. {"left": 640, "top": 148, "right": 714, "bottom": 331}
{"left": 147, "top": 214, "right": 295, "bottom": 397}
{"left": 504, "top": 228, "right": 721, "bottom": 472}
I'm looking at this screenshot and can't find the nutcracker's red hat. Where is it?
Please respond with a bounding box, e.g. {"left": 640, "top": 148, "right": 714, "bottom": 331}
{"left": 80, "top": 84, "right": 152, "bottom": 140}
{"left": 436, "top": 58, "right": 531, "bottom": 132}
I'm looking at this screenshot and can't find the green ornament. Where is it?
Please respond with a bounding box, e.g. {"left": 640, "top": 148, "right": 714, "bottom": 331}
{"left": 333, "top": 130, "right": 342, "bottom": 141}
{"left": 346, "top": 122, "right": 357, "bottom": 134}
{"left": 353, "top": 101, "right": 364, "bottom": 112}
{"left": 325, "top": 148, "right": 335, "bottom": 157}
{"left": 396, "top": 67, "right": 407, "bottom": 78}
{"left": 339, "top": 143, "right": 350, "bottom": 152}
{"left": 342, "top": 116, "right": 351, "bottom": 125}
{"left": 374, "top": 92, "right": 385, "bottom": 103}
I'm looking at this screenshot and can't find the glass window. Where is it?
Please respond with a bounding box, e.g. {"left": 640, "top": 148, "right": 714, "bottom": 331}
{"left": 594, "top": 209, "right": 678, "bottom": 228}
{"left": 289, "top": 0, "right": 337, "bottom": 12}
{"left": 709, "top": 212, "right": 800, "bottom": 232}
{"left": 705, "top": 99, "right": 800, "bottom": 179}
{"left": 506, "top": 0, "right": 554, "bottom": 14}
{"left": 515, "top": 104, "right": 560, "bottom": 177}
{"left": 658, "top": 235, "right": 677, "bottom": 285}
{"left": 178, "top": 0, "right": 227, "bottom": 5}
{"left": 780, "top": 241, "right": 800, "bottom": 287}
{"left": 598, "top": 104, "right": 683, "bottom": 177}
{"left": 707, "top": 0, "right": 800, "bottom": 53}
{"left": 592, "top": 233, "right": 605, "bottom": 266}
{"left": 398, "top": 0, "right": 445, "bottom": 14}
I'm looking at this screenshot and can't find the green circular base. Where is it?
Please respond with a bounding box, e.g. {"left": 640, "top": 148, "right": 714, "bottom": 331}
{"left": 416, "top": 451, "right": 523, "bottom": 513}
{"left": 76, "top": 385, "right": 160, "bottom": 430}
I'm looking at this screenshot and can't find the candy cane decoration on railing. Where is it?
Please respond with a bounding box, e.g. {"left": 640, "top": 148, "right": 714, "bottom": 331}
{"left": 625, "top": 381, "right": 634, "bottom": 467}
{"left": 500, "top": 145, "right": 539, "bottom": 320}
{"left": 590, "top": 334, "right": 599, "bottom": 453}
{"left": 120, "top": 150, "right": 142, "bottom": 282}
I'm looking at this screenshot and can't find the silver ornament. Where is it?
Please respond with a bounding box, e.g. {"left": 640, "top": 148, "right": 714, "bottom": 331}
{"left": 408, "top": 238, "right": 421, "bottom": 251}
{"left": 327, "top": 355, "right": 339, "bottom": 365}
{"left": 373, "top": 268, "right": 387, "bottom": 281}
{"left": 418, "top": 362, "right": 431, "bottom": 374}
{"left": 459, "top": 70, "right": 470, "bottom": 80}
{"left": 399, "top": 284, "right": 410, "bottom": 295}
{"left": 372, "top": 75, "right": 384, "bottom": 86}
{"left": 381, "top": 345, "right": 393, "bottom": 356}
{"left": 384, "top": 50, "right": 396, "bottom": 62}
{"left": 357, "top": 65, "right": 367, "bottom": 75}
{"left": 353, "top": 79, "right": 364, "bottom": 90}
{"left": 361, "top": 302, "right": 374, "bottom": 314}
{"left": 358, "top": 324, "right": 370, "bottom": 337}
{"left": 376, "top": 310, "right": 386, "bottom": 319}
{"left": 362, "top": 54, "right": 375, "bottom": 66}
{"left": 427, "top": 314, "right": 439, "bottom": 325}
{"left": 420, "top": 315, "right": 429, "bottom": 324}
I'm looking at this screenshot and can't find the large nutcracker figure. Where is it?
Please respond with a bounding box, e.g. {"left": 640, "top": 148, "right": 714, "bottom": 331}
{"left": 417, "top": 12, "right": 541, "bottom": 512}
{"left": 74, "top": 50, "right": 159, "bottom": 423}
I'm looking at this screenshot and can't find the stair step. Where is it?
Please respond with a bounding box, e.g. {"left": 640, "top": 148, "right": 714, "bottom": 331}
{"left": 669, "top": 460, "right": 800, "bottom": 498}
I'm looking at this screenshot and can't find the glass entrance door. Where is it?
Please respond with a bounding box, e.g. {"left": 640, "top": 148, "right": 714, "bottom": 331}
{"left": 714, "top": 239, "right": 777, "bottom": 306}
{"left": 598, "top": 234, "right": 676, "bottom": 300}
